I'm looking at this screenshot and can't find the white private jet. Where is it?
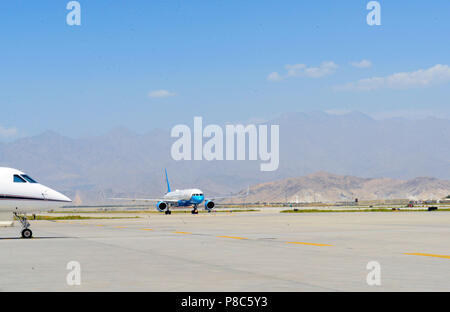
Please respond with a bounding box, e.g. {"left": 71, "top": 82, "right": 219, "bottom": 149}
{"left": 114, "top": 169, "right": 246, "bottom": 215}
{"left": 0, "top": 167, "right": 72, "bottom": 238}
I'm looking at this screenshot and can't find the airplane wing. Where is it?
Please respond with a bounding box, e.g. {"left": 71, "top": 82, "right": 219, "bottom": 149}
{"left": 207, "top": 187, "right": 250, "bottom": 201}
{"left": 207, "top": 196, "right": 233, "bottom": 201}
{"left": 110, "top": 197, "right": 178, "bottom": 203}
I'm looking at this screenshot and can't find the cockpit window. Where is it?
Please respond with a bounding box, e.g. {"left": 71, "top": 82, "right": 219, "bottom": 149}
{"left": 13, "top": 175, "right": 27, "bottom": 183}
{"left": 21, "top": 175, "right": 37, "bottom": 183}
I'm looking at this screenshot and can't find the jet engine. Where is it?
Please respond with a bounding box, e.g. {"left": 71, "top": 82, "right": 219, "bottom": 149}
{"left": 204, "top": 200, "right": 215, "bottom": 210}
{"left": 156, "top": 201, "right": 167, "bottom": 212}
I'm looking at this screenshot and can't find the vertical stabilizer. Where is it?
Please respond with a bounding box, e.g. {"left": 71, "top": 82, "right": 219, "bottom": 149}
{"left": 165, "top": 168, "right": 171, "bottom": 193}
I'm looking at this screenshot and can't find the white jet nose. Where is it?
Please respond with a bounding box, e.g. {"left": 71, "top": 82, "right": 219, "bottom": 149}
{"left": 44, "top": 187, "right": 72, "bottom": 202}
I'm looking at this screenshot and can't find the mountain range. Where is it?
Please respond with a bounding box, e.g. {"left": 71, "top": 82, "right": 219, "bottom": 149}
{"left": 0, "top": 111, "right": 449, "bottom": 204}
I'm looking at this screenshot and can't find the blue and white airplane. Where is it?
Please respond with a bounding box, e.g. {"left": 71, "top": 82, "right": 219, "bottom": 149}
{"left": 114, "top": 169, "right": 221, "bottom": 215}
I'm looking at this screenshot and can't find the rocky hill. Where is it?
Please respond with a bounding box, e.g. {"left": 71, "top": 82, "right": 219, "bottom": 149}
{"left": 236, "top": 172, "right": 450, "bottom": 203}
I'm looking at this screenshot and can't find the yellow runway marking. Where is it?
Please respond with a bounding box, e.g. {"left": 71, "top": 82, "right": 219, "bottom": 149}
{"left": 286, "top": 242, "right": 333, "bottom": 247}
{"left": 115, "top": 226, "right": 127, "bottom": 229}
{"left": 174, "top": 231, "right": 192, "bottom": 234}
{"left": 217, "top": 236, "right": 248, "bottom": 240}
{"left": 141, "top": 228, "right": 153, "bottom": 231}
{"left": 404, "top": 253, "right": 450, "bottom": 259}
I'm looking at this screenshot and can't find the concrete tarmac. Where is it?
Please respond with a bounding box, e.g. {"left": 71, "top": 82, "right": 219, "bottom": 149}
{"left": 1, "top": 211, "right": 450, "bottom": 291}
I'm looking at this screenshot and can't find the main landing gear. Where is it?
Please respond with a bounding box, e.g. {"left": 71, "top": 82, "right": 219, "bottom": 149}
{"left": 165, "top": 209, "right": 172, "bottom": 215}
{"left": 13, "top": 210, "right": 33, "bottom": 239}
{"left": 191, "top": 205, "right": 199, "bottom": 215}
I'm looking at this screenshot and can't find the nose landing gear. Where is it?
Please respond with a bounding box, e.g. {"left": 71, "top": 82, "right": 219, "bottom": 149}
{"left": 13, "top": 210, "right": 33, "bottom": 239}
{"left": 191, "top": 204, "right": 199, "bottom": 215}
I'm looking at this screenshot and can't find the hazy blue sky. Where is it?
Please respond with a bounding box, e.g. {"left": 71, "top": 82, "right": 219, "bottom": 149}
{"left": 0, "top": 1, "right": 449, "bottom": 139}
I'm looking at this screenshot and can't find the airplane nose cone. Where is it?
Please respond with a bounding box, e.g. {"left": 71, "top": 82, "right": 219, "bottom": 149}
{"left": 192, "top": 195, "right": 204, "bottom": 204}
{"left": 45, "top": 188, "right": 72, "bottom": 202}
{"left": 59, "top": 193, "right": 72, "bottom": 203}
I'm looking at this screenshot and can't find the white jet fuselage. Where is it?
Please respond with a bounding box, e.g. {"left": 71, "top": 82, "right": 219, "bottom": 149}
{"left": 0, "top": 168, "right": 71, "bottom": 218}
{"left": 163, "top": 188, "right": 205, "bottom": 206}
